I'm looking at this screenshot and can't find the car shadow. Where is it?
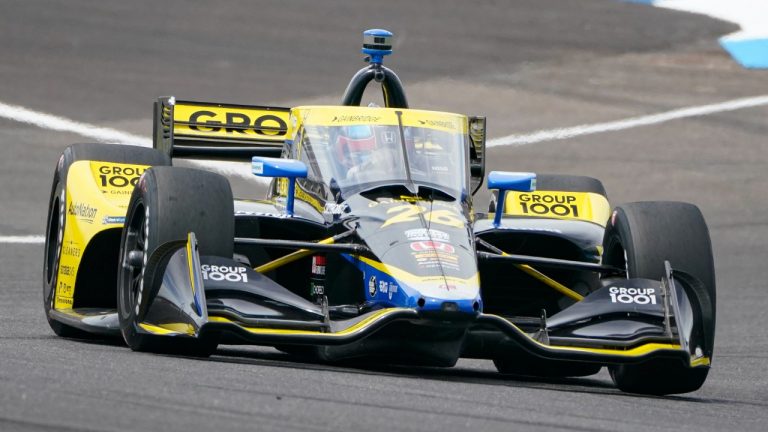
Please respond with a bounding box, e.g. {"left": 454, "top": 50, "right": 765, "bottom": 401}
{"left": 208, "top": 345, "right": 707, "bottom": 402}
{"left": 53, "top": 333, "right": 737, "bottom": 405}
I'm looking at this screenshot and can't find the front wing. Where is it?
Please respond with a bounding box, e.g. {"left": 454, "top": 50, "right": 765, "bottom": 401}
{"left": 128, "top": 233, "right": 709, "bottom": 370}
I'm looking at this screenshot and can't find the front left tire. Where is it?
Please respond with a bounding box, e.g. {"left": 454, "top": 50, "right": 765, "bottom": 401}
{"left": 117, "top": 166, "right": 233, "bottom": 356}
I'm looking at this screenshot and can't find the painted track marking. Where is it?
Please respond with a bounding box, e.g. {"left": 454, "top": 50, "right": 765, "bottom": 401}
{"left": 0, "top": 101, "right": 150, "bottom": 146}
{"left": 488, "top": 94, "right": 768, "bottom": 147}
{"left": 0, "top": 236, "right": 45, "bottom": 244}
{"left": 0, "top": 101, "right": 264, "bottom": 182}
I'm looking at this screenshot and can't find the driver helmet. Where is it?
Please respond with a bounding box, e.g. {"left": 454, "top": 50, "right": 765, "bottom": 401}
{"left": 336, "top": 125, "right": 377, "bottom": 169}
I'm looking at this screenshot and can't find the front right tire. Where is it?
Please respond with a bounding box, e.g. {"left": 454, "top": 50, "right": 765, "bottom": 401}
{"left": 602, "top": 201, "right": 716, "bottom": 395}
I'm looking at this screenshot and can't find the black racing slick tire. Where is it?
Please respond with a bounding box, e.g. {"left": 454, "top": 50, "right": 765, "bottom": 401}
{"left": 602, "top": 201, "right": 716, "bottom": 395}
{"left": 117, "top": 166, "right": 233, "bottom": 356}
{"left": 43, "top": 144, "right": 170, "bottom": 338}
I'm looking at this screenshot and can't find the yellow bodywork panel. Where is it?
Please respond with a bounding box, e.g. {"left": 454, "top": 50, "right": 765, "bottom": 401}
{"left": 502, "top": 191, "right": 610, "bottom": 226}
{"left": 139, "top": 322, "right": 196, "bottom": 336}
{"left": 54, "top": 161, "right": 149, "bottom": 309}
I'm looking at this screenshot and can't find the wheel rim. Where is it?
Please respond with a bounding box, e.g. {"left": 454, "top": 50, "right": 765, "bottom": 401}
{"left": 121, "top": 201, "right": 147, "bottom": 319}
{"left": 602, "top": 234, "right": 629, "bottom": 278}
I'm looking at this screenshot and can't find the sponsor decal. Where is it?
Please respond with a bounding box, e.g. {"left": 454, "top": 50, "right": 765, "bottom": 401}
{"left": 102, "top": 216, "right": 125, "bottom": 225}
{"left": 57, "top": 280, "right": 74, "bottom": 297}
{"left": 331, "top": 115, "right": 381, "bottom": 123}
{"left": 517, "top": 193, "right": 580, "bottom": 218}
{"left": 253, "top": 161, "right": 264, "bottom": 174}
{"left": 502, "top": 190, "right": 610, "bottom": 226}
{"left": 368, "top": 275, "right": 377, "bottom": 297}
{"left": 61, "top": 241, "right": 81, "bottom": 257}
{"left": 417, "top": 119, "right": 456, "bottom": 130}
{"left": 323, "top": 202, "right": 349, "bottom": 216}
{"left": 59, "top": 264, "right": 75, "bottom": 276}
{"left": 311, "top": 257, "right": 326, "bottom": 276}
{"left": 411, "top": 253, "right": 459, "bottom": 270}
{"left": 201, "top": 264, "right": 248, "bottom": 283}
{"left": 96, "top": 164, "right": 147, "bottom": 190}
{"left": 371, "top": 278, "right": 399, "bottom": 300}
{"left": 410, "top": 242, "right": 460, "bottom": 270}
{"left": 382, "top": 130, "right": 396, "bottom": 144}
{"left": 183, "top": 110, "right": 287, "bottom": 137}
{"left": 404, "top": 228, "right": 450, "bottom": 242}
{"left": 55, "top": 296, "right": 73, "bottom": 307}
{"left": 409, "top": 241, "right": 455, "bottom": 254}
{"left": 310, "top": 255, "right": 326, "bottom": 297}
{"left": 68, "top": 201, "right": 97, "bottom": 223}
{"left": 388, "top": 282, "right": 398, "bottom": 300}
{"left": 608, "top": 286, "right": 657, "bottom": 305}
{"left": 439, "top": 284, "right": 457, "bottom": 291}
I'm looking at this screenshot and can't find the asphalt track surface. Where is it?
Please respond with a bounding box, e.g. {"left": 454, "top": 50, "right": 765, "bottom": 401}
{"left": 1, "top": 1, "right": 767, "bottom": 431}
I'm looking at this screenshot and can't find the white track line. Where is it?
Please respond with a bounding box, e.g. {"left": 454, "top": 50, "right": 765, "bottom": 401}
{"left": 0, "top": 101, "right": 150, "bottom": 146}
{"left": 0, "top": 236, "right": 45, "bottom": 244}
{"left": 488, "top": 94, "right": 768, "bottom": 147}
{"left": 0, "top": 100, "right": 264, "bottom": 181}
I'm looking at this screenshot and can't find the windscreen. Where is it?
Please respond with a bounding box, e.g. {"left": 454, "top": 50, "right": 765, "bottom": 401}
{"left": 296, "top": 113, "right": 468, "bottom": 198}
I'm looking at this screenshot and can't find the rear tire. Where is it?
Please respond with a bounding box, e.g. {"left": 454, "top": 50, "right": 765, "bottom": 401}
{"left": 602, "top": 201, "right": 715, "bottom": 395}
{"left": 43, "top": 144, "right": 169, "bottom": 338}
{"left": 117, "top": 167, "right": 233, "bottom": 356}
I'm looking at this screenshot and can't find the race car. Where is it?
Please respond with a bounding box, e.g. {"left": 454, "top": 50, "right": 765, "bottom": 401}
{"left": 43, "top": 29, "right": 715, "bottom": 395}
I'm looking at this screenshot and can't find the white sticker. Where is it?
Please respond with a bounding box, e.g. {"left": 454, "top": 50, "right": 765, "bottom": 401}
{"left": 608, "top": 287, "right": 656, "bottom": 305}
{"left": 202, "top": 264, "right": 248, "bottom": 283}
{"left": 404, "top": 228, "right": 450, "bottom": 241}
{"left": 252, "top": 162, "right": 264, "bottom": 175}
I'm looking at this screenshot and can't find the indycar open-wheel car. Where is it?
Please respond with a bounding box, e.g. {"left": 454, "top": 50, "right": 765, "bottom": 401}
{"left": 42, "top": 29, "right": 715, "bottom": 395}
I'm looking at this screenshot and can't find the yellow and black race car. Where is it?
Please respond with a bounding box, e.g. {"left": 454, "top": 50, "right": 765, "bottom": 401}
{"left": 43, "top": 29, "right": 715, "bottom": 395}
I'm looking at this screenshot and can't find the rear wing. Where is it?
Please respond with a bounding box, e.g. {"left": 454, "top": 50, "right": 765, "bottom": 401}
{"left": 153, "top": 96, "right": 290, "bottom": 159}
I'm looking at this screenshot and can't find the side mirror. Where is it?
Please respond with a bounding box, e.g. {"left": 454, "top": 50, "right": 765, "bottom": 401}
{"left": 468, "top": 116, "right": 486, "bottom": 196}
{"left": 487, "top": 171, "right": 537, "bottom": 227}
{"left": 252, "top": 157, "right": 308, "bottom": 216}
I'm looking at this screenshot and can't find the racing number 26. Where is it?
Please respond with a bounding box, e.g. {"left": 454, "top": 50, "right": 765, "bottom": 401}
{"left": 382, "top": 205, "right": 464, "bottom": 228}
